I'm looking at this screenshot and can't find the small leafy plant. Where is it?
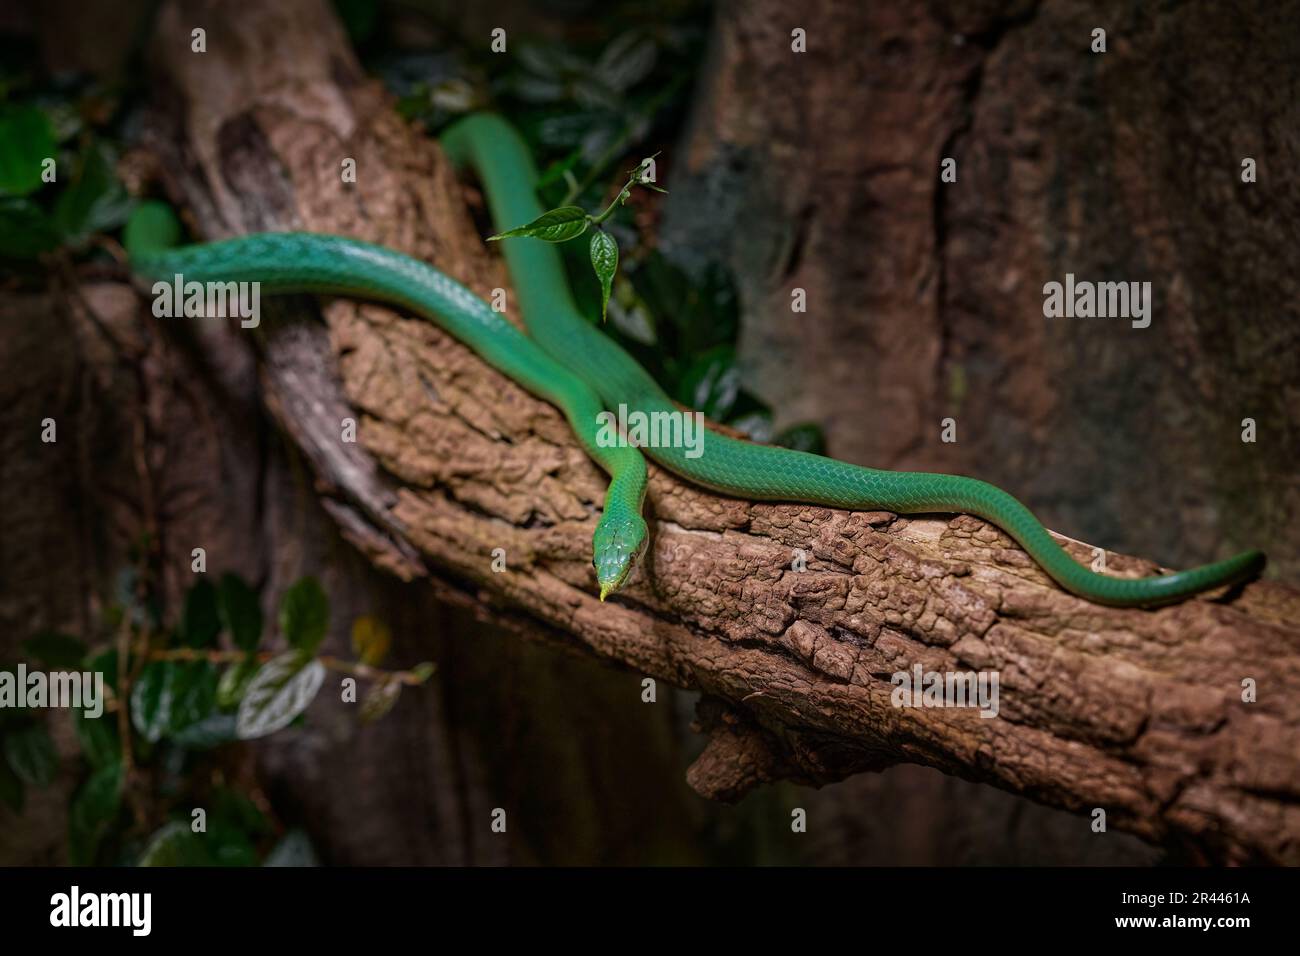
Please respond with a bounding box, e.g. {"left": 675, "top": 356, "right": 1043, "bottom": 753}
{"left": 488, "top": 154, "right": 665, "bottom": 321}
{"left": 367, "top": 21, "right": 829, "bottom": 447}
{"left": 0, "top": 65, "right": 135, "bottom": 262}
{"left": 0, "top": 568, "right": 433, "bottom": 866}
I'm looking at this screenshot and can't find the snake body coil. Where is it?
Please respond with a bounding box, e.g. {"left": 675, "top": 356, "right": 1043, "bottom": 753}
{"left": 130, "top": 113, "right": 1265, "bottom": 607}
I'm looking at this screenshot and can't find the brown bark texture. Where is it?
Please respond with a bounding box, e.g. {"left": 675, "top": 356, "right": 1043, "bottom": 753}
{"left": 660, "top": 0, "right": 1300, "bottom": 862}
{"left": 667, "top": 0, "right": 1298, "bottom": 577}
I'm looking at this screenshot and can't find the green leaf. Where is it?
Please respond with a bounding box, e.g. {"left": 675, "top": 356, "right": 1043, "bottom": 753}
{"left": 488, "top": 205, "right": 590, "bottom": 243}
{"left": 215, "top": 656, "right": 260, "bottom": 710}
{"left": 169, "top": 712, "right": 237, "bottom": 750}
{"left": 773, "top": 422, "right": 827, "bottom": 456}
{"left": 279, "top": 577, "right": 330, "bottom": 654}
{"left": 570, "top": 76, "right": 623, "bottom": 112}
{"left": 0, "top": 196, "right": 61, "bottom": 259}
{"left": 515, "top": 42, "right": 588, "bottom": 82}
{"left": 235, "top": 652, "right": 326, "bottom": 740}
{"left": 589, "top": 229, "right": 618, "bottom": 322}
{"left": 629, "top": 251, "right": 738, "bottom": 357}
{"left": 360, "top": 677, "right": 401, "bottom": 723}
{"left": 409, "top": 661, "right": 436, "bottom": 684}
{"left": 3, "top": 724, "right": 57, "bottom": 787}
{"left": 0, "top": 753, "right": 22, "bottom": 813}
{"left": 210, "top": 787, "right": 273, "bottom": 838}
{"left": 68, "top": 760, "right": 123, "bottom": 865}
{"left": 73, "top": 709, "right": 120, "bottom": 769}
{"left": 143, "top": 807, "right": 264, "bottom": 866}
{"left": 21, "top": 631, "right": 86, "bottom": 668}
{"left": 594, "top": 31, "right": 658, "bottom": 93}
{"left": 350, "top": 615, "right": 391, "bottom": 667}
{"left": 129, "top": 661, "right": 175, "bottom": 743}
{"left": 675, "top": 346, "right": 741, "bottom": 421}
{"left": 217, "top": 573, "right": 262, "bottom": 652}
{"left": 122, "top": 199, "right": 180, "bottom": 258}
{"left": 536, "top": 147, "right": 583, "bottom": 190}
{"left": 86, "top": 647, "right": 119, "bottom": 694}
{"left": 0, "top": 104, "right": 57, "bottom": 197}
{"left": 206, "top": 821, "right": 259, "bottom": 866}
{"left": 181, "top": 579, "right": 221, "bottom": 648}
{"left": 728, "top": 410, "right": 774, "bottom": 444}
{"left": 263, "top": 828, "right": 320, "bottom": 867}
{"left": 53, "top": 143, "right": 133, "bottom": 243}
{"left": 530, "top": 112, "right": 618, "bottom": 158}
{"left": 166, "top": 661, "right": 218, "bottom": 735}
{"left": 138, "top": 821, "right": 206, "bottom": 867}
{"left": 44, "top": 102, "right": 83, "bottom": 145}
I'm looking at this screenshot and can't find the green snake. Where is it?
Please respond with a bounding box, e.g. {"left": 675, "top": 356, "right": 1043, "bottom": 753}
{"left": 127, "top": 112, "right": 1265, "bottom": 607}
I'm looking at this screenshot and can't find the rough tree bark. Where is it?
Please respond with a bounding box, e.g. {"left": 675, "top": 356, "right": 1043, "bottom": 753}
{"left": 660, "top": 0, "right": 1300, "bottom": 863}
{"left": 95, "top": 0, "right": 1300, "bottom": 865}
{"left": 665, "top": 0, "right": 1299, "bottom": 580}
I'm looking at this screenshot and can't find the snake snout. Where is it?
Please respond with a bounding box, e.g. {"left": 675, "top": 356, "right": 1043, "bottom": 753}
{"left": 592, "top": 512, "right": 650, "bottom": 600}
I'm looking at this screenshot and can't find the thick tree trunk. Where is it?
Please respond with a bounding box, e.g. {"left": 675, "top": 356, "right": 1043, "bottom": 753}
{"left": 658, "top": 0, "right": 1300, "bottom": 863}
{"left": 665, "top": 0, "right": 1299, "bottom": 577}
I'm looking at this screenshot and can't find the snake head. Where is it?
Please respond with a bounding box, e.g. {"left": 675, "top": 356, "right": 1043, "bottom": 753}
{"left": 592, "top": 511, "right": 649, "bottom": 601}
